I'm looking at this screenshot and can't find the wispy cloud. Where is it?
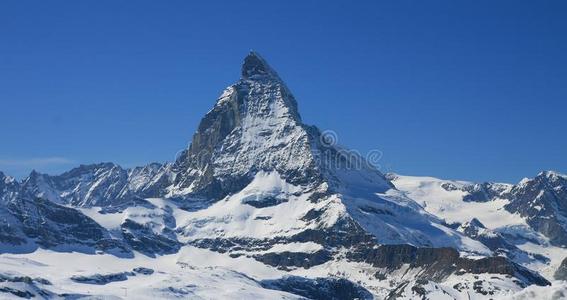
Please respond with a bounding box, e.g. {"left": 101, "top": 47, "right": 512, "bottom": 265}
{"left": 0, "top": 157, "right": 76, "bottom": 168}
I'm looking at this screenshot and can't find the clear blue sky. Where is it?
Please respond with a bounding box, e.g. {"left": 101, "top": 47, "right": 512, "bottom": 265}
{"left": 1, "top": 1, "right": 566, "bottom": 183}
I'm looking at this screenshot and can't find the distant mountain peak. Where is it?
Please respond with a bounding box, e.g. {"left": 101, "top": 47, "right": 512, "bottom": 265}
{"left": 538, "top": 170, "right": 567, "bottom": 180}
{"left": 468, "top": 218, "right": 486, "bottom": 228}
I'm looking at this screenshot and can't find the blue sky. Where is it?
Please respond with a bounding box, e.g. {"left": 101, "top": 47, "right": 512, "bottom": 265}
{"left": 0, "top": 1, "right": 566, "bottom": 183}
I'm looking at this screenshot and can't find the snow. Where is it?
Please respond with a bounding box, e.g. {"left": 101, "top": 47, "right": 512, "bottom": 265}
{"left": 342, "top": 188, "right": 491, "bottom": 254}
{"left": 177, "top": 171, "right": 323, "bottom": 240}
{"left": 540, "top": 170, "right": 567, "bottom": 180}
{"left": 79, "top": 207, "right": 123, "bottom": 230}
{"left": 505, "top": 280, "right": 567, "bottom": 299}
{"left": 0, "top": 247, "right": 299, "bottom": 300}
{"left": 175, "top": 171, "right": 488, "bottom": 254}
{"left": 391, "top": 174, "right": 526, "bottom": 228}
{"left": 267, "top": 242, "right": 323, "bottom": 253}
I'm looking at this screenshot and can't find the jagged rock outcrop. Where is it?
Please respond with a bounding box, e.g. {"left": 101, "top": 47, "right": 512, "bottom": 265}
{"left": 555, "top": 257, "right": 567, "bottom": 280}
{"left": 261, "top": 276, "right": 374, "bottom": 300}
{"left": 17, "top": 162, "right": 173, "bottom": 208}
{"left": 1, "top": 195, "right": 131, "bottom": 256}
{"left": 504, "top": 171, "right": 567, "bottom": 247}
{"left": 0, "top": 172, "right": 18, "bottom": 204}
{"left": 456, "top": 218, "right": 548, "bottom": 265}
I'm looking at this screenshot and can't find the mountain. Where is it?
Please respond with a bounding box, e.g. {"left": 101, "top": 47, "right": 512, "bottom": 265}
{"left": 19, "top": 162, "right": 173, "bottom": 207}
{"left": 389, "top": 172, "right": 567, "bottom": 281}
{"left": 0, "top": 53, "right": 561, "bottom": 299}
{"left": 170, "top": 52, "right": 393, "bottom": 200}
{"left": 504, "top": 171, "right": 567, "bottom": 247}
{"left": 389, "top": 171, "right": 567, "bottom": 249}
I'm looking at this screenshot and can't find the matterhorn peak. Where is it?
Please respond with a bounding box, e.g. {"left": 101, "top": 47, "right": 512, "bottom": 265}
{"left": 241, "top": 51, "right": 280, "bottom": 80}
{"left": 169, "top": 52, "right": 393, "bottom": 199}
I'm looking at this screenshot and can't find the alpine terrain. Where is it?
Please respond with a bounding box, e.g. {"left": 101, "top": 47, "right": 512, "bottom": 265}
{"left": 0, "top": 52, "right": 565, "bottom": 299}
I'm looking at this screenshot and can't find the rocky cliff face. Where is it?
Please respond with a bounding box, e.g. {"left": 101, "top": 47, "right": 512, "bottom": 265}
{"left": 0, "top": 194, "right": 131, "bottom": 256}
{"left": 0, "top": 172, "right": 18, "bottom": 204}
{"left": 15, "top": 162, "right": 173, "bottom": 208}
{"left": 504, "top": 171, "right": 567, "bottom": 247}
{"left": 555, "top": 257, "right": 567, "bottom": 281}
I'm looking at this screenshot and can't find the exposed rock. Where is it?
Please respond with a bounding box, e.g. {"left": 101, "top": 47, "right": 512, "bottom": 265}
{"left": 253, "top": 250, "right": 332, "bottom": 270}
{"left": 351, "top": 244, "right": 549, "bottom": 286}
{"left": 4, "top": 195, "right": 130, "bottom": 255}
{"left": 121, "top": 218, "right": 180, "bottom": 257}
{"left": 261, "top": 276, "right": 373, "bottom": 300}
{"left": 18, "top": 162, "right": 173, "bottom": 208}
{"left": 457, "top": 219, "right": 548, "bottom": 265}
{"left": 70, "top": 271, "right": 133, "bottom": 285}
{"left": 0, "top": 273, "right": 54, "bottom": 299}
{"left": 133, "top": 267, "right": 154, "bottom": 275}
{"left": 555, "top": 257, "right": 567, "bottom": 280}
{"left": 505, "top": 171, "right": 567, "bottom": 247}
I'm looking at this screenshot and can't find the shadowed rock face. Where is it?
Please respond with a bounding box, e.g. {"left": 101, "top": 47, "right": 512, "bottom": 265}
{"left": 462, "top": 182, "right": 510, "bottom": 202}
{"left": 261, "top": 276, "right": 374, "bottom": 300}
{"left": 70, "top": 272, "right": 133, "bottom": 285}
{"left": 555, "top": 257, "right": 567, "bottom": 280}
{"left": 2, "top": 195, "right": 131, "bottom": 256}
{"left": 351, "top": 244, "right": 549, "bottom": 286}
{"left": 241, "top": 52, "right": 279, "bottom": 79}
{"left": 505, "top": 172, "right": 567, "bottom": 246}
{"left": 0, "top": 172, "right": 19, "bottom": 204}
{"left": 253, "top": 250, "right": 332, "bottom": 271}
{"left": 456, "top": 219, "right": 549, "bottom": 265}
{"left": 121, "top": 218, "right": 180, "bottom": 257}
{"left": 0, "top": 273, "right": 55, "bottom": 299}
{"left": 14, "top": 162, "right": 173, "bottom": 208}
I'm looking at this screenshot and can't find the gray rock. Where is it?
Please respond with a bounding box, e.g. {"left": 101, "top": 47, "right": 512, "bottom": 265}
{"left": 261, "top": 276, "right": 373, "bottom": 300}
{"left": 133, "top": 267, "right": 154, "bottom": 275}
{"left": 70, "top": 272, "right": 133, "bottom": 285}
{"left": 555, "top": 257, "right": 567, "bottom": 280}
{"left": 505, "top": 171, "right": 567, "bottom": 246}
{"left": 1, "top": 195, "right": 130, "bottom": 256}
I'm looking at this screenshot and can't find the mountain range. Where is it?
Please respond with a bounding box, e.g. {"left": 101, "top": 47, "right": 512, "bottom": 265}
{"left": 0, "top": 52, "right": 565, "bottom": 299}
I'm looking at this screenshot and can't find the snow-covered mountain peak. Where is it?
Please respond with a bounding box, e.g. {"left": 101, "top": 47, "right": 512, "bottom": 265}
{"left": 538, "top": 170, "right": 567, "bottom": 182}
{"left": 170, "top": 52, "right": 394, "bottom": 199}
{"left": 0, "top": 171, "right": 18, "bottom": 203}
{"left": 241, "top": 51, "right": 280, "bottom": 80}
{"left": 464, "top": 217, "right": 486, "bottom": 229}
{"left": 0, "top": 171, "right": 14, "bottom": 185}
{"left": 170, "top": 53, "right": 310, "bottom": 198}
